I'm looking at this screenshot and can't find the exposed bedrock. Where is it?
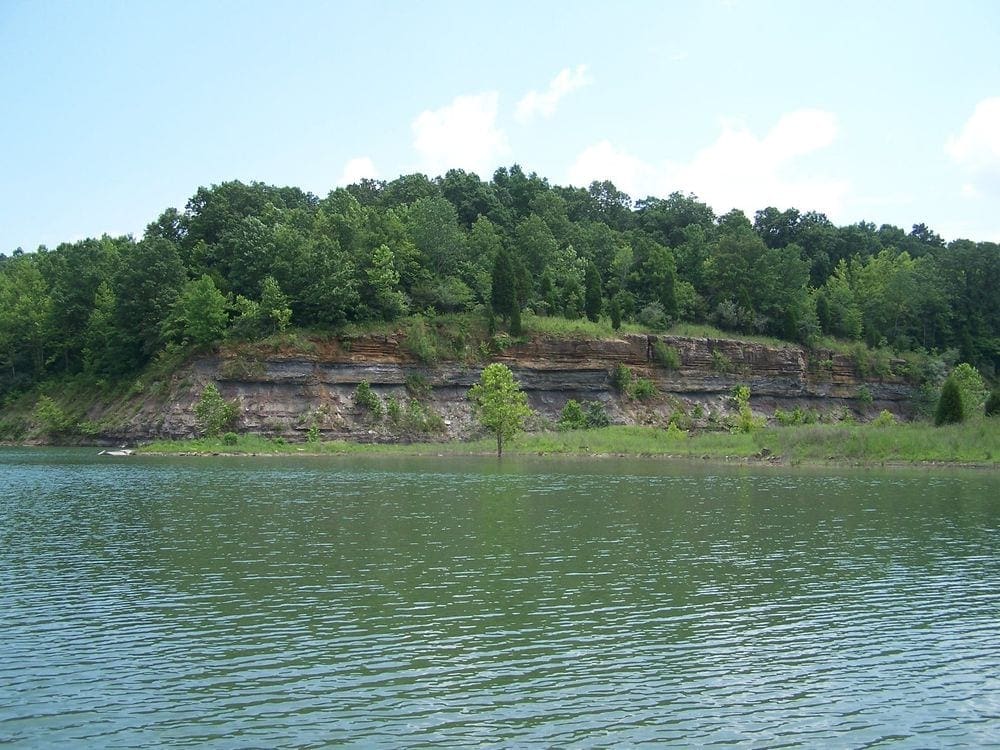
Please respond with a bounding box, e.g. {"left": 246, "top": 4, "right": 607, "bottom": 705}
{"left": 105, "top": 334, "right": 918, "bottom": 442}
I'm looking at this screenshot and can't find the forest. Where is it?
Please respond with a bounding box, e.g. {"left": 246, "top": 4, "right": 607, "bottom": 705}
{"left": 1, "top": 166, "right": 998, "bottom": 400}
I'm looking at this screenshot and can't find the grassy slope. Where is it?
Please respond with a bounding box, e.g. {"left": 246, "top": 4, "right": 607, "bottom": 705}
{"left": 142, "top": 419, "right": 1000, "bottom": 467}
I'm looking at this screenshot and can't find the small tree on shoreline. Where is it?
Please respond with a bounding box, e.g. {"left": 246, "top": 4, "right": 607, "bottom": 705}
{"left": 468, "top": 363, "right": 531, "bottom": 457}
{"left": 194, "top": 383, "right": 238, "bottom": 436}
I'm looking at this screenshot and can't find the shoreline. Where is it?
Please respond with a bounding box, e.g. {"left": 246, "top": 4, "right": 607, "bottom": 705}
{"left": 135, "top": 448, "right": 997, "bottom": 471}
{"left": 7, "top": 419, "right": 998, "bottom": 470}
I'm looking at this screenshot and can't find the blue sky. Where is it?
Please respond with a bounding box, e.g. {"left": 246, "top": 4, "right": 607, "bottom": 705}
{"left": 2, "top": 0, "right": 998, "bottom": 252}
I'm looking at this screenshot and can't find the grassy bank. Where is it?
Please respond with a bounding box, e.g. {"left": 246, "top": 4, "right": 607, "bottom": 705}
{"left": 141, "top": 419, "right": 999, "bottom": 467}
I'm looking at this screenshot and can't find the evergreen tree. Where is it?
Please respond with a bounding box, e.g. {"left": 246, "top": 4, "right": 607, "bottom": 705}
{"left": 510, "top": 303, "right": 523, "bottom": 337}
{"left": 609, "top": 294, "right": 622, "bottom": 331}
{"left": 584, "top": 261, "right": 603, "bottom": 323}
{"left": 491, "top": 248, "right": 518, "bottom": 328}
{"left": 934, "top": 377, "right": 964, "bottom": 426}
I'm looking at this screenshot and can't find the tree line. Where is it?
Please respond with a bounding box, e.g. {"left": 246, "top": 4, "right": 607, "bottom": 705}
{"left": 1, "top": 166, "right": 997, "bottom": 397}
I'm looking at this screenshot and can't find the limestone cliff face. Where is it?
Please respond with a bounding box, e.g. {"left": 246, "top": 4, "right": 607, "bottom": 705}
{"left": 104, "top": 334, "right": 917, "bottom": 443}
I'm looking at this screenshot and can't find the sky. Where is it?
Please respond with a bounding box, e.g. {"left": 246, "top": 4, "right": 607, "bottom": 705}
{"left": 1, "top": 0, "right": 999, "bottom": 253}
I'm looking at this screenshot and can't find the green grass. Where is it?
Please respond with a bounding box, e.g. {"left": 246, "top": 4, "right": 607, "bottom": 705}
{"left": 506, "top": 425, "right": 759, "bottom": 458}
{"left": 756, "top": 419, "right": 999, "bottom": 465}
{"left": 140, "top": 419, "right": 1000, "bottom": 466}
{"left": 520, "top": 312, "right": 646, "bottom": 339}
{"left": 227, "top": 314, "right": 911, "bottom": 363}
{"left": 666, "top": 322, "right": 799, "bottom": 349}
{"left": 142, "top": 433, "right": 493, "bottom": 456}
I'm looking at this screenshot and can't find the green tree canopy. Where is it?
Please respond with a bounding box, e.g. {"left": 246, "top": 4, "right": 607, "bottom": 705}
{"left": 468, "top": 363, "right": 532, "bottom": 457}
{"left": 163, "top": 275, "right": 229, "bottom": 347}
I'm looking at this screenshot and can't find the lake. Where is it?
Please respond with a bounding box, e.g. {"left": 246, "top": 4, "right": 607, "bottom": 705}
{"left": 1, "top": 448, "right": 998, "bottom": 747}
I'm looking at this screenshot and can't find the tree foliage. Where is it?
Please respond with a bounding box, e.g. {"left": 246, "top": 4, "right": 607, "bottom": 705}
{"left": 935, "top": 378, "right": 964, "bottom": 426}
{"left": 468, "top": 363, "right": 531, "bottom": 457}
{"left": 194, "top": 383, "right": 238, "bottom": 436}
{"left": 948, "top": 363, "right": 987, "bottom": 417}
{"left": 163, "top": 275, "right": 229, "bottom": 347}
{"left": 0, "top": 169, "right": 997, "bottom": 403}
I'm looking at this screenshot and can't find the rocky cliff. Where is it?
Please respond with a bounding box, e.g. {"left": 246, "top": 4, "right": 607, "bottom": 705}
{"left": 97, "top": 333, "right": 918, "bottom": 443}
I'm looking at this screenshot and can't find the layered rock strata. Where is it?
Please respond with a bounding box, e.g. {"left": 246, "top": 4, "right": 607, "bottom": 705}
{"left": 104, "top": 334, "right": 917, "bottom": 442}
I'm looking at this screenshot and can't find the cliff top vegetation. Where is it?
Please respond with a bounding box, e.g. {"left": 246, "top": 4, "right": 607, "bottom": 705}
{"left": 1, "top": 168, "right": 996, "bottom": 409}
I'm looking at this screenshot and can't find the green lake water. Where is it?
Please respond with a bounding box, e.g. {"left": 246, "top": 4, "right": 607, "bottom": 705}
{"left": 1, "top": 448, "right": 998, "bottom": 747}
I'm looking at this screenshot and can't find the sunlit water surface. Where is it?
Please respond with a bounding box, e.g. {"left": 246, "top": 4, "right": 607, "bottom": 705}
{"left": 1, "top": 448, "right": 998, "bottom": 747}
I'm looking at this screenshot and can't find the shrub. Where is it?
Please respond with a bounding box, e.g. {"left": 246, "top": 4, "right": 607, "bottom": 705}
{"left": 386, "top": 396, "right": 402, "bottom": 424}
{"left": 630, "top": 377, "right": 657, "bottom": 400}
{"left": 986, "top": 389, "right": 1000, "bottom": 417}
{"left": 558, "top": 399, "right": 611, "bottom": 430}
{"left": 852, "top": 344, "right": 894, "bottom": 380}
{"left": 306, "top": 421, "right": 321, "bottom": 443}
{"left": 935, "top": 378, "right": 964, "bottom": 426}
{"left": 638, "top": 302, "right": 669, "bottom": 331}
{"left": 33, "top": 396, "right": 75, "bottom": 436}
{"left": 222, "top": 431, "right": 238, "bottom": 446}
{"left": 403, "top": 316, "right": 438, "bottom": 364}
{"left": 354, "top": 381, "right": 383, "bottom": 418}
{"left": 194, "top": 383, "right": 238, "bottom": 437}
{"left": 402, "top": 400, "right": 445, "bottom": 434}
{"left": 218, "top": 355, "right": 265, "bottom": 380}
{"left": 871, "top": 410, "right": 896, "bottom": 427}
{"left": 558, "top": 399, "right": 589, "bottom": 431}
{"left": 612, "top": 363, "right": 633, "bottom": 393}
{"left": 665, "top": 422, "right": 687, "bottom": 440}
{"left": 729, "top": 385, "right": 764, "bottom": 434}
{"left": 404, "top": 373, "right": 431, "bottom": 399}
{"left": 668, "top": 409, "right": 692, "bottom": 431}
{"left": 77, "top": 420, "right": 101, "bottom": 437}
{"left": 611, "top": 363, "right": 656, "bottom": 401}
{"left": 949, "top": 363, "right": 987, "bottom": 415}
{"left": 711, "top": 349, "right": 732, "bottom": 374}
{"left": 857, "top": 385, "right": 874, "bottom": 406}
{"left": 774, "top": 406, "right": 818, "bottom": 426}
{"left": 653, "top": 341, "right": 681, "bottom": 370}
{"left": 584, "top": 400, "right": 610, "bottom": 428}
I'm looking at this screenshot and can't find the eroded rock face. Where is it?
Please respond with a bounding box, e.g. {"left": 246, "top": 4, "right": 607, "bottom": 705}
{"left": 102, "top": 334, "right": 918, "bottom": 442}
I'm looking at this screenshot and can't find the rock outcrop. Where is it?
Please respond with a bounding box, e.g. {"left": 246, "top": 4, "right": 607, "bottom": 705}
{"left": 98, "top": 333, "right": 918, "bottom": 443}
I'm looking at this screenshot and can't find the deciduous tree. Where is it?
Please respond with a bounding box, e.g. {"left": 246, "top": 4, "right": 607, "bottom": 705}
{"left": 468, "top": 363, "right": 531, "bottom": 457}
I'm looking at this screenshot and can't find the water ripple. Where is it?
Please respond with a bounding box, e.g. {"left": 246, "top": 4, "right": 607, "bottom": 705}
{"left": 1, "top": 449, "right": 998, "bottom": 747}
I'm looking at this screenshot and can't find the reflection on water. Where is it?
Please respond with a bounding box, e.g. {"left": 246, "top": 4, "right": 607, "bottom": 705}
{"left": 1, "top": 448, "right": 998, "bottom": 747}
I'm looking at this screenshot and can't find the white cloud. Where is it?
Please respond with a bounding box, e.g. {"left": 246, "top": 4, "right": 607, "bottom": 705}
{"left": 566, "top": 109, "right": 849, "bottom": 217}
{"left": 961, "top": 183, "right": 979, "bottom": 199}
{"left": 412, "top": 92, "right": 510, "bottom": 177}
{"left": 515, "top": 65, "right": 592, "bottom": 124}
{"left": 339, "top": 156, "right": 380, "bottom": 185}
{"left": 947, "top": 97, "right": 1000, "bottom": 195}
{"left": 566, "top": 140, "right": 656, "bottom": 197}
{"left": 669, "top": 109, "right": 848, "bottom": 215}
